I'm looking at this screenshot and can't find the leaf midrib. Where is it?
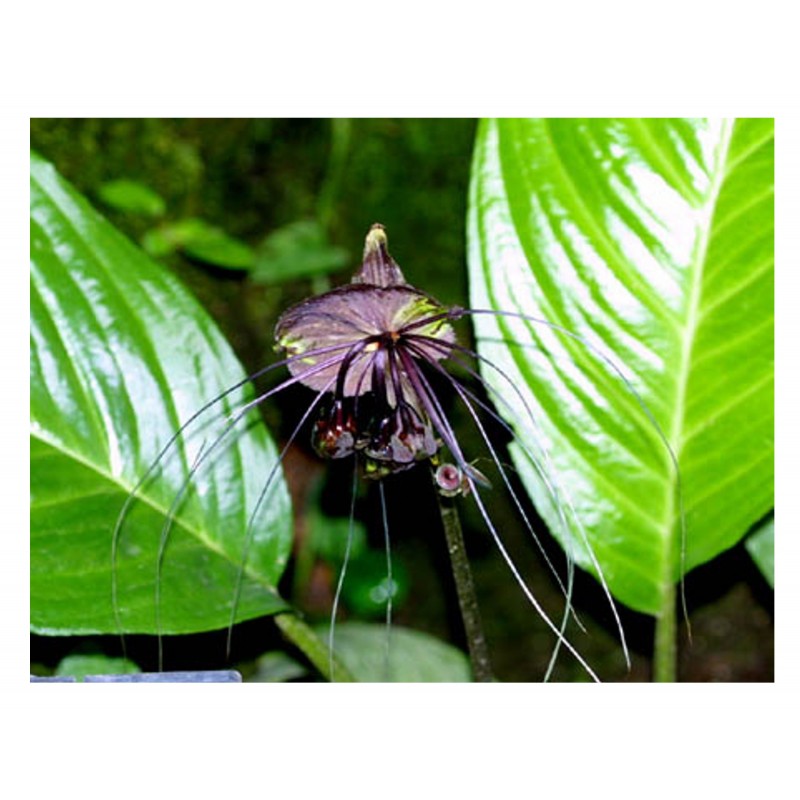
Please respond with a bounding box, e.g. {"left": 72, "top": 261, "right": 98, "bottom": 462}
{"left": 665, "top": 119, "right": 736, "bottom": 590}
{"left": 30, "top": 428, "right": 276, "bottom": 589}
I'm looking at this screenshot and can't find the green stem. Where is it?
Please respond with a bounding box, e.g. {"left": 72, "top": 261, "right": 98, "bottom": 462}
{"left": 275, "top": 612, "right": 356, "bottom": 683}
{"left": 653, "top": 580, "right": 677, "bottom": 682}
{"left": 436, "top": 493, "right": 494, "bottom": 682}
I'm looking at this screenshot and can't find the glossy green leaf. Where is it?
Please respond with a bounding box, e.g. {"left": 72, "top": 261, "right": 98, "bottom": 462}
{"left": 252, "top": 220, "right": 350, "bottom": 284}
{"left": 321, "top": 622, "right": 472, "bottom": 682}
{"left": 97, "top": 179, "right": 166, "bottom": 217}
{"left": 249, "top": 651, "right": 309, "bottom": 683}
{"left": 180, "top": 220, "right": 255, "bottom": 270}
{"left": 55, "top": 654, "right": 141, "bottom": 679}
{"left": 142, "top": 218, "right": 255, "bottom": 269}
{"left": 745, "top": 513, "right": 774, "bottom": 588}
{"left": 140, "top": 225, "right": 181, "bottom": 258}
{"left": 468, "top": 119, "right": 773, "bottom": 615}
{"left": 30, "top": 151, "right": 293, "bottom": 635}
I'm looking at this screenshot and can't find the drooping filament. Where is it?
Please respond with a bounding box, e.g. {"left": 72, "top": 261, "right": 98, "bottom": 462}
{"left": 114, "top": 222, "right": 681, "bottom": 682}
{"left": 271, "top": 224, "right": 608, "bottom": 679}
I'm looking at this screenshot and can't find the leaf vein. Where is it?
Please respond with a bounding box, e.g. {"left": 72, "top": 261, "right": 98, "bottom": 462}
{"left": 681, "top": 371, "right": 773, "bottom": 448}
{"left": 698, "top": 258, "right": 773, "bottom": 321}
{"left": 691, "top": 314, "right": 773, "bottom": 370}
{"left": 724, "top": 129, "right": 774, "bottom": 177}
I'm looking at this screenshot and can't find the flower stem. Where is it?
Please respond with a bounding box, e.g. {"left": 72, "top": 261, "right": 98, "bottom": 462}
{"left": 653, "top": 580, "right": 677, "bottom": 682}
{"left": 275, "top": 611, "right": 356, "bottom": 682}
{"left": 436, "top": 493, "right": 494, "bottom": 682}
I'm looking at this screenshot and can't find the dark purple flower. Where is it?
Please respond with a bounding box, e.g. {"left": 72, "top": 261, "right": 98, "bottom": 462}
{"left": 121, "top": 223, "right": 651, "bottom": 682}
{"left": 275, "top": 223, "right": 460, "bottom": 478}
{"left": 268, "top": 224, "right": 630, "bottom": 680}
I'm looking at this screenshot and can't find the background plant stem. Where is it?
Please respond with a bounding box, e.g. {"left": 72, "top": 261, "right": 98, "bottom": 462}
{"left": 275, "top": 611, "right": 356, "bottom": 682}
{"left": 436, "top": 493, "right": 494, "bottom": 682}
{"left": 653, "top": 580, "right": 677, "bottom": 682}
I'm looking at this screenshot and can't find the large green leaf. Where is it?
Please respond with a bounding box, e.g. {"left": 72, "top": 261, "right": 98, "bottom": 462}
{"left": 468, "top": 119, "right": 773, "bottom": 615}
{"left": 30, "top": 151, "right": 293, "bottom": 635}
{"left": 252, "top": 220, "right": 350, "bottom": 284}
{"left": 320, "top": 622, "right": 472, "bottom": 682}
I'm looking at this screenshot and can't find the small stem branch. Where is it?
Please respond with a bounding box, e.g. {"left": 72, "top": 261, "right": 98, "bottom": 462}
{"left": 436, "top": 492, "right": 494, "bottom": 682}
{"left": 275, "top": 612, "right": 356, "bottom": 683}
{"left": 653, "top": 580, "right": 677, "bottom": 682}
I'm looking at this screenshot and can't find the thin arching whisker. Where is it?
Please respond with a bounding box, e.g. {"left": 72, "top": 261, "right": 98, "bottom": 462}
{"left": 462, "top": 306, "right": 689, "bottom": 636}
{"left": 154, "top": 435, "right": 210, "bottom": 668}
{"left": 228, "top": 339, "right": 382, "bottom": 656}
{"left": 111, "top": 339, "right": 360, "bottom": 644}
{"left": 154, "top": 348, "right": 351, "bottom": 542}
{"left": 467, "top": 307, "right": 664, "bottom": 441}
{"left": 467, "top": 475, "right": 600, "bottom": 682}
{"left": 407, "top": 335, "right": 576, "bottom": 534}
{"left": 408, "top": 331, "right": 632, "bottom": 667}
{"left": 454, "top": 340, "right": 630, "bottom": 667}
{"left": 405, "top": 337, "right": 586, "bottom": 626}
{"left": 442, "top": 372, "right": 576, "bottom": 678}
{"left": 397, "top": 347, "right": 599, "bottom": 681}
{"left": 378, "top": 479, "right": 393, "bottom": 683}
{"left": 225, "top": 373, "right": 339, "bottom": 659}
{"left": 404, "top": 340, "right": 581, "bottom": 655}
{"left": 404, "top": 343, "right": 580, "bottom": 677}
{"left": 432, "top": 348, "right": 588, "bottom": 655}
{"left": 234, "top": 347, "right": 354, "bottom": 421}
{"left": 409, "top": 334, "right": 581, "bottom": 521}
{"left": 110, "top": 357, "right": 285, "bottom": 645}
{"left": 151, "top": 351, "right": 352, "bottom": 667}
{"left": 227, "top": 340, "right": 385, "bottom": 660}
{"left": 404, "top": 339, "right": 575, "bottom": 604}
{"left": 329, "top": 460, "right": 360, "bottom": 682}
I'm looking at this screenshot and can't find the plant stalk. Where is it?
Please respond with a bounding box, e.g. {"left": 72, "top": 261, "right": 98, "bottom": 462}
{"left": 275, "top": 611, "right": 356, "bottom": 683}
{"left": 436, "top": 493, "right": 494, "bottom": 682}
{"left": 653, "top": 579, "right": 677, "bottom": 682}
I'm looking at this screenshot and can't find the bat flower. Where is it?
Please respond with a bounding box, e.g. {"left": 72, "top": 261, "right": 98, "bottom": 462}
{"left": 275, "top": 223, "right": 463, "bottom": 478}
{"left": 267, "top": 224, "right": 642, "bottom": 680}
{"left": 117, "top": 223, "right": 653, "bottom": 682}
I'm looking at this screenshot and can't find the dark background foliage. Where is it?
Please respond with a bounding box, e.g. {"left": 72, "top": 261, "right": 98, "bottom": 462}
{"left": 30, "top": 119, "right": 773, "bottom": 680}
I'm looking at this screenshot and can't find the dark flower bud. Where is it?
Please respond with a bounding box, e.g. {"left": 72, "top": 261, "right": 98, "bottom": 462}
{"left": 435, "top": 463, "right": 467, "bottom": 497}
{"left": 435, "top": 462, "right": 491, "bottom": 496}
{"left": 364, "top": 403, "right": 438, "bottom": 474}
{"left": 312, "top": 398, "right": 359, "bottom": 459}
